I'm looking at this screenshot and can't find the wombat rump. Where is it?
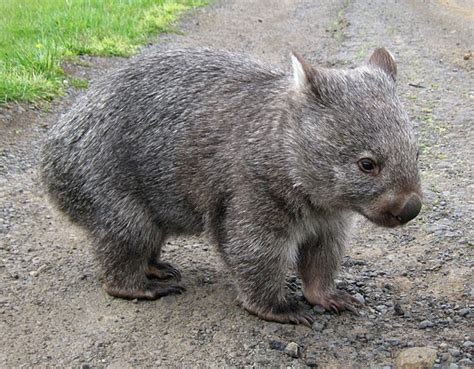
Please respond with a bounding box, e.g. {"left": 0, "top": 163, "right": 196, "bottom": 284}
{"left": 41, "top": 47, "right": 422, "bottom": 325}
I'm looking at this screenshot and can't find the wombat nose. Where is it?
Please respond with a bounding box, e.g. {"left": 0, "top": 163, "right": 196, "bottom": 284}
{"left": 394, "top": 194, "right": 422, "bottom": 224}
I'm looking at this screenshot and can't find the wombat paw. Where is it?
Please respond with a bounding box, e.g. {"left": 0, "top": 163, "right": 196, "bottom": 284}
{"left": 146, "top": 261, "right": 182, "bottom": 282}
{"left": 243, "top": 301, "right": 315, "bottom": 327}
{"left": 306, "top": 289, "right": 361, "bottom": 315}
{"left": 104, "top": 280, "right": 185, "bottom": 300}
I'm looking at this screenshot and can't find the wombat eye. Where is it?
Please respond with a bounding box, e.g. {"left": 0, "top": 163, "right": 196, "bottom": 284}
{"left": 357, "top": 158, "right": 379, "bottom": 175}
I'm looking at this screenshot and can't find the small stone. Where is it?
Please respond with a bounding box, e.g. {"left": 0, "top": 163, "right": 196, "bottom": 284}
{"left": 385, "top": 337, "right": 401, "bottom": 346}
{"left": 353, "top": 293, "right": 365, "bottom": 305}
{"left": 458, "top": 308, "right": 470, "bottom": 317}
{"left": 418, "top": 320, "right": 434, "bottom": 329}
{"left": 463, "top": 340, "right": 473, "bottom": 348}
{"left": 82, "top": 364, "right": 91, "bottom": 369}
{"left": 312, "top": 322, "right": 325, "bottom": 332}
{"left": 439, "top": 342, "right": 448, "bottom": 349}
{"left": 312, "top": 305, "right": 326, "bottom": 314}
{"left": 396, "top": 347, "right": 437, "bottom": 369}
{"left": 440, "top": 353, "right": 449, "bottom": 361}
{"left": 448, "top": 364, "right": 459, "bottom": 369}
{"left": 458, "top": 358, "right": 473, "bottom": 366}
{"left": 305, "top": 355, "right": 318, "bottom": 367}
{"left": 394, "top": 302, "right": 405, "bottom": 316}
{"left": 269, "top": 339, "right": 286, "bottom": 351}
{"left": 132, "top": 298, "right": 138, "bottom": 304}
{"left": 284, "top": 342, "right": 301, "bottom": 359}
{"left": 448, "top": 348, "right": 461, "bottom": 357}
{"left": 433, "top": 365, "right": 442, "bottom": 369}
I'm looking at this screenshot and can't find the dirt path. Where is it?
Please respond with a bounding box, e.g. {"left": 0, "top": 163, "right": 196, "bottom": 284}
{"left": 1, "top": 1, "right": 472, "bottom": 367}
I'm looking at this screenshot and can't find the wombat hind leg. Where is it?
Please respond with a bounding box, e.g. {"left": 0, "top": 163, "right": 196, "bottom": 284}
{"left": 93, "top": 208, "right": 185, "bottom": 300}
{"left": 243, "top": 301, "right": 314, "bottom": 327}
{"left": 104, "top": 280, "right": 185, "bottom": 300}
{"left": 146, "top": 260, "right": 182, "bottom": 282}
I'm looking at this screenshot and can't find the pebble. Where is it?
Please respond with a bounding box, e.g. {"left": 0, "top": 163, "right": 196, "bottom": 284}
{"left": 353, "top": 293, "right": 365, "bottom": 305}
{"left": 440, "top": 353, "right": 449, "bottom": 361}
{"left": 305, "top": 354, "right": 318, "bottom": 367}
{"left": 448, "top": 364, "right": 459, "bottom": 369}
{"left": 269, "top": 340, "right": 286, "bottom": 351}
{"left": 394, "top": 302, "right": 405, "bottom": 316}
{"left": 458, "top": 358, "right": 473, "bottom": 366}
{"left": 448, "top": 348, "right": 461, "bottom": 357}
{"left": 458, "top": 308, "right": 470, "bottom": 317}
{"left": 284, "top": 342, "right": 301, "bottom": 359}
{"left": 312, "top": 305, "right": 325, "bottom": 314}
{"left": 418, "top": 320, "right": 434, "bottom": 329}
{"left": 462, "top": 340, "right": 473, "bottom": 348}
{"left": 385, "top": 337, "right": 401, "bottom": 346}
{"left": 312, "top": 322, "right": 325, "bottom": 332}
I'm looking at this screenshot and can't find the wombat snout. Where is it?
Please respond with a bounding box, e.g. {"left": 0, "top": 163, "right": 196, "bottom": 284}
{"left": 391, "top": 194, "right": 422, "bottom": 224}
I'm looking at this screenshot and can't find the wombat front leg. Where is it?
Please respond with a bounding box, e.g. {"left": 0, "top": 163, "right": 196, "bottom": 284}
{"left": 298, "top": 224, "right": 361, "bottom": 314}
{"left": 217, "top": 215, "right": 314, "bottom": 326}
{"left": 235, "top": 253, "right": 314, "bottom": 326}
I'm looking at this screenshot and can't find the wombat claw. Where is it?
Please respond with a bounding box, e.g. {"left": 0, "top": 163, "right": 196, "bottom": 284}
{"left": 146, "top": 261, "right": 182, "bottom": 282}
{"left": 244, "top": 303, "right": 315, "bottom": 327}
{"left": 313, "top": 290, "right": 361, "bottom": 316}
{"left": 104, "top": 281, "right": 185, "bottom": 300}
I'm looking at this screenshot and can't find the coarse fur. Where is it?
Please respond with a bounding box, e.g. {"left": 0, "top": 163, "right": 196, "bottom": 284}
{"left": 40, "top": 47, "right": 422, "bottom": 325}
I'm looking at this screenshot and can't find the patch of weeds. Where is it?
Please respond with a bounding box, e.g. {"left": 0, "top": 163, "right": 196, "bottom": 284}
{"left": 329, "top": 0, "right": 350, "bottom": 42}
{"left": 68, "top": 78, "right": 89, "bottom": 89}
{"left": 0, "top": 0, "right": 208, "bottom": 105}
{"left": 354, "top": 44, "right": 373, "bottom": 61}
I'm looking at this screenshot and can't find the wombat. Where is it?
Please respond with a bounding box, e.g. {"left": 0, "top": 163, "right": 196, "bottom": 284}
{"left": 40, "top": 47, "right": 422, "bottom": 326}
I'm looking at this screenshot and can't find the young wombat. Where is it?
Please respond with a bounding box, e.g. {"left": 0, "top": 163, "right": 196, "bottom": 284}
{"left": 41, "top": 47, "right": 422, "bottom": 326}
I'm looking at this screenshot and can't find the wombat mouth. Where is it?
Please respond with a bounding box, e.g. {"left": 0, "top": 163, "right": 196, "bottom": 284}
{"left": 358, "top": 194, "right": 422, "bottom": 228}
{"left": 360, "top": 212, "right": 405, "bottom": 228}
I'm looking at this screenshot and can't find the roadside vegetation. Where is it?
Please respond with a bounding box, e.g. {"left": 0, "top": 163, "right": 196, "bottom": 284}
{"left": 0, "top": 0, "right": 206, "bottom": 104}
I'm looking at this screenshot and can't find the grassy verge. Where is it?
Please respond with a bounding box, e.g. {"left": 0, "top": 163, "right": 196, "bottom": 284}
{"left": 0, "top": 0, "right": 206, "bottom": 104}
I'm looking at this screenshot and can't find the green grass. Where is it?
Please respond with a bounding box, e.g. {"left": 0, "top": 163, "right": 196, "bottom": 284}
{"left": 0, "top": 0, "right": 206, "bottom": 104}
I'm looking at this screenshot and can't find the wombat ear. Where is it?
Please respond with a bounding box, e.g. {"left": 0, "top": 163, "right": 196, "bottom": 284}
{"left": 291, "top": 51, "right": 318, "bottom": 92}
{"left": 368, "top": 48, "right": 397, "bottom": 82}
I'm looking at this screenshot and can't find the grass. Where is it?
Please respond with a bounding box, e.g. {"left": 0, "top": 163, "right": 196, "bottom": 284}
{"left": 0, "top": 0, "right": 207, "bottom": 104}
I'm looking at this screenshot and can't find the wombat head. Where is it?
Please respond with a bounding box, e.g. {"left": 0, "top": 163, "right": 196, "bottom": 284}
{"left": 288, "top": 48, "right": 422, "bottom": 227}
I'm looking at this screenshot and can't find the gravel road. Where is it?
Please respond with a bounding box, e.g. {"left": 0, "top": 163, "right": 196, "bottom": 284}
{"left": 1, "top": 0, "right": 472, "bottom": 367}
